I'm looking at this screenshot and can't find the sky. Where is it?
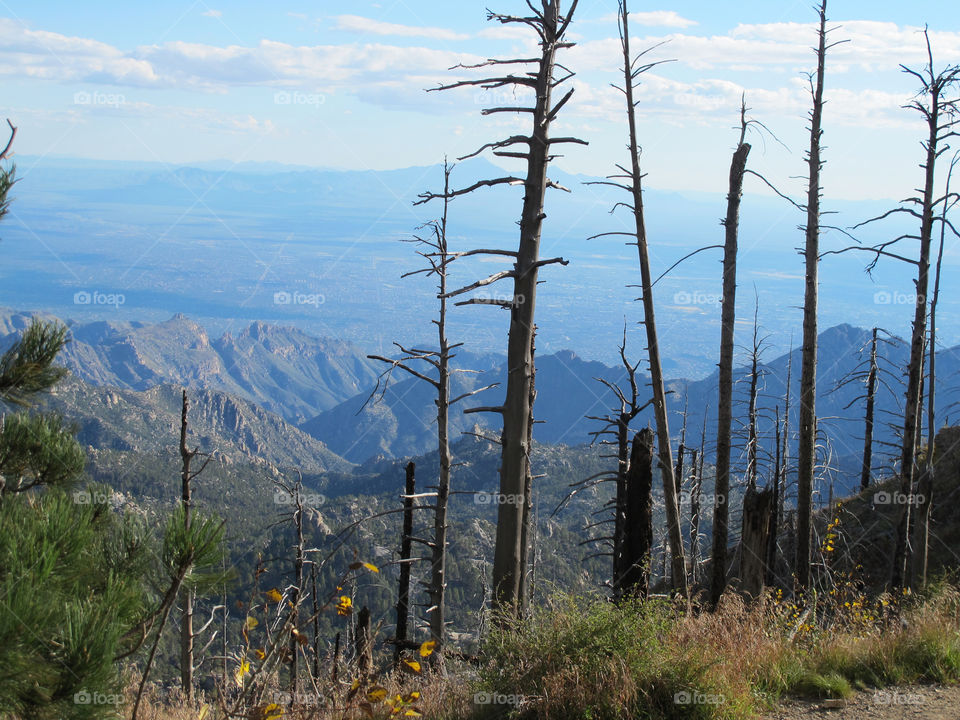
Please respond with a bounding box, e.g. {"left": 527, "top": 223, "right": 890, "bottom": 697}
{"left": 1, "top": 1, "right": 960, "bottom": 200}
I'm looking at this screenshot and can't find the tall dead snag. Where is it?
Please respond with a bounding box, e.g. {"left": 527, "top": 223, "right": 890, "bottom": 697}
{"left": 369, "top": 163, "right": 497, "bottom": 658}
{"left": 178, "top": 390, "right": 212, "bottom": 703}
{"left": 518, "top": 328, "right": 537, "bottom": 614}
{"left": 862, "top": 329, "right": 879, "bottom": 492}
{"left": 607, "top": 0, "right": 687, "bottom": 597}
{"left": 417, "top": 1, "right": 584, "bottom": 620}
{"left": 796, "top": 0, "right": 836, "bottom": 591}
{"left": 710, "top": 105, "right": 752, "bottom": 608}
{"left": 622, "top": 429, "right": 655, "bottom": 598}
{"left": 739, "top": 488, "right": 773, "bottom": 602}
{"left": 831, "top": 31, "right": 958, "bottom": 589}
{"left": 689, "top": 407, "right": 708, "bottom": 586}
{"left": 914, "top": 151, "right": 958, "bottom": 587}
{"left": 578, "top": 328, "right": 650, "bottom": 600}
{"left": 394, "top": 462, "right": 416, "bottom": 669}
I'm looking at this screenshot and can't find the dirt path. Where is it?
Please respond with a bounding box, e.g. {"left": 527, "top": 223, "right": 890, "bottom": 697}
{"left": 765, "top": 685, "right": 960, "bottom": 720}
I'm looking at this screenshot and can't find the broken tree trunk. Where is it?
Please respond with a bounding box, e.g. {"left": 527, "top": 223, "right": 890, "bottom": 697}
{"left": 395, "top": 461, "right": 415, "bottom": 669}
{"left": 618, "top": 0, "right": 687, "bottom": 598}
{"left": 622, "top": 429, "right": 655, "bottom": 599}
{"left": 860, "top": 328, "right": 879, "bottom": 492}
{"left": 796, "top": 0, "right": 830, "bottom": 591}
{"left": 739, "top": 488, "right": 774, "bottom": 602}
{"left": 711, "top": 116, "right": 751, "bottom": 608}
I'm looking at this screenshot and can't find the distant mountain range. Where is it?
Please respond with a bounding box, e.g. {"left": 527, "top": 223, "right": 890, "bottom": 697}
{"left": 4, "top": 307, "right": 958, "bottom": 498}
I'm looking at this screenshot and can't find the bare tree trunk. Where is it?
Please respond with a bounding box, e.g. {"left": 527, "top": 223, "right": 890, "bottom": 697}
{"left": 747, "top": 300, "right": 761, "bottom": 492}
{"left": 517, "top": 328, "right": 537, "bottom": 616}
{"left": 492, "top": 1, "right": 576, "bottom": 619}
{"left": 710, "top": 114, "right": 751, "bottom": 608}
{"left": 740, "top": 488, "right": 773, "bottom": 602}
{"left": 861, "top": 328, "right": 879, "bottom": 492}
{"left": 619, "top": 1, "right": 687, "bottom": 598}
{"left": 613, "top": 414, "right": 630, "bottom": 599}
{"left": 179, "top": 391, "right": 195, "bottom": 704}
{"left": 766, "top": 406, "right": 781, "bottom": 587}
{"left": 289, "top": 480, "right": 304, "bottom": 696}
{"left": 892, "top": 39, "right": 949, "bottom": 591}
{"left": 622, "top": 429, "right": 654, "bottom": 598}
{"left": 355, "top": 606, "right": 371, "bottom": 682}
{"left": 689, "top": 406, "right": 708, "bottom": 586}
{"left": 913, "top": 154, "right": 956, "bottom": 588}
{"left": 395, "top": 462, "right": 415, "bottom": 669}
{"left": 796, "top": 0, "right": 829, "bottom": 591}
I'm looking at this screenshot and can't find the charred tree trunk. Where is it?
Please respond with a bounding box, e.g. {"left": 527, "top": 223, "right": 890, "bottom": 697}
{"left": 891, "top": 36, "right": 954, "bottom": 591}
{"left": 395, "top": 462, "right": 415, "bottom": 669}
{"left": 740, "top": 488, "right": 773, "bottom": 602}
{"left": 711, "top": 114, "right": 751, "bottom": 608}
{"left": 766, "top": 406, "right": 782, "bottom": 587}
{"left": 355, "top": 606, "right": 372, "bottom": 682}
{"left": 619, "top": 0, "right": 687, "bottom": 598}
{"left": 861, "top": 328, "right": 879, "bottom": 492}
{"left": 622, "top": 429, "right": 655, "bottom": 598}
{"left": 490, "top": 1, "right": 579, "bottom": 619}
{"left": 179, "top": 391, "right": 195, "bottom": 703}
{"left": 796, "top": 0, "right": 830, "bottom": 591}
{"left": 518, "top": 328, "right": 537, "bottom": 615}
{"left": 689, "top": 406, "right": 708, "bottom": 586}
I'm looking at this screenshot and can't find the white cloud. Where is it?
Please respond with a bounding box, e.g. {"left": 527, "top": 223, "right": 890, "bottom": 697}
{"left": 630, "top": 11, "right": 698, "bottom": 29}
{"left": 333, "top": 15, "right": 468, "bottom": 42}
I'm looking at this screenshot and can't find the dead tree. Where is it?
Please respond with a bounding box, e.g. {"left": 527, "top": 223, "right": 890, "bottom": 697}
{"left": 861, "top": 329, "right": 879, "bottom": 492}
{"left": 710, "top": 102, "right": 752, "bottom": 608}
{"left": 796, "top": 0, "right": 838, "bottom": 591}
{"left": 826, "top": 30, "right": 958, "bottom": 589}
{"left": 416, "top": 1, "right": 584, "bottom": 619}
{"left": 369, "top": 163, "right": 497, "bottom": 656}
{"left": 177, "top": 390, "right": 212, "bottom": 703}
{"left": 394, "top": 462, "right": 415, "bottom": 668}
{"left": 914, "top": 151, "right": 959, "bottom": 587}
{"left": 689, "top": 406, "right": 708, "bottom": 586}
{"left": 739, "top": 488, "right": 773, "bottom": 602}
{"left": 622, "top": 429, "right": 655, "bottom": 598}
{"left": 596, "top": 0, "right": 686, "bottom": 597}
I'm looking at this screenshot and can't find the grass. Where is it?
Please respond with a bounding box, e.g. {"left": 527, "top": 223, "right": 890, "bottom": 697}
{"left": 128, "top": 581, "right": 960, "bottom": 720}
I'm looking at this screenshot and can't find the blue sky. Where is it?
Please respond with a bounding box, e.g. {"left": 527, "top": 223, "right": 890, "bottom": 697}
{"left": 2, "top": 1, "right": 959, "bottom": 199}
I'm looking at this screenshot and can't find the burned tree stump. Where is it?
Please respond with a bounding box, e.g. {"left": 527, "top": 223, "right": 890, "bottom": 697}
{"left": 355, "top": 606, "right": 372, "bottom": 681}
{"left": 621, "top": 429, "right": 655, "bottom": 599}
{"left": 739, "top": 487, "right": 774, "bottom": 602}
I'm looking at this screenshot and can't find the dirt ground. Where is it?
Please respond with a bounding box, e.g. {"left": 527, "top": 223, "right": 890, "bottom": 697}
{"left": 765, "top": 685, "right": 960, "bottom": 720}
